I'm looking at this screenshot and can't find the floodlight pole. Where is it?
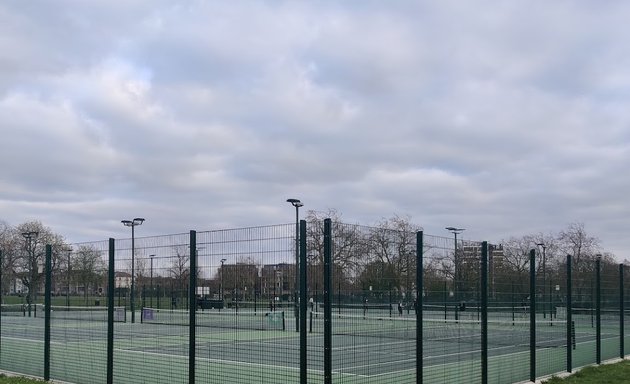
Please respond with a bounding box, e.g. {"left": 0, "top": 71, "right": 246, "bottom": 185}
{"left": 122, "top": 218, "right": 145, "bottom": 323}
{"left": 287, "top": 198, "right": 303, "bottom": 332}
{"left": 65, "top": 247, "right": 73, "bottom": 307}
{"left": 220, "top": 258, "right": 227, "bottom": 303}
{"left": 22, "top": 231, "right": 39, "bottom": 317}
{"left": 149, "top": 254, "right": 155, "bottom": 308}
{"left": 537, "top": 243, "right": 547, "bottom": 319}
{"left": 446, "top": 227, "right": 465, "bottom": 302}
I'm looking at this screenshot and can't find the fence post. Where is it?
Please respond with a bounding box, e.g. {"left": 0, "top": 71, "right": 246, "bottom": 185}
{"left": 619, "top": 264, "right": 626, "bottom": 359}
{"left": 299, "top": 220, "right": 307, "bottom": 384}
{"left": 529, "top": 249, "right": 536, "bottom": 382}
{"left": 107, "top": 239, "right": 115, "bottom": 384}
{"left": 44, "top": 244, "right": 52, "bottom": 381}
{"left": 323, "top": 218, "right": 332, "bottom": 384}
{"left": 567, "top": 255, "right": 573, "bottom": 373}
{"left": 596, "top": 256, "right": 601, "bottom": 364}
{"left": 188, "top": 230, "right": 197, "bottom": 384}
{"left": 481, "top": 242, "right": 488, "bottom": 384}
{"left": 416, "top": 231, "right": 423, "bottom": 384}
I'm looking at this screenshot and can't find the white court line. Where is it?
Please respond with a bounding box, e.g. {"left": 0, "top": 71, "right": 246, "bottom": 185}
{"left": 115, "top": 347, "right": 369, "bottom": 378}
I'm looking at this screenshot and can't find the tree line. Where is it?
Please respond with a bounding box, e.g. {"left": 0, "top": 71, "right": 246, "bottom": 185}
{"left": 0, "top": 217, "right": 622, "bottom": 309}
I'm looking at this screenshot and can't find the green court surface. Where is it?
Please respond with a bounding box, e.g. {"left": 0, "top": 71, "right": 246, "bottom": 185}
{"left": 1, "top": 310, "right": 628, "bottom": 383}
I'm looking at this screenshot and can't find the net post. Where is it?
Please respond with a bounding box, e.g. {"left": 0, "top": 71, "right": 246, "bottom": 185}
{"left": 337, "top": 281, "right": 341, "bottom": 315}
{"left": 188, "top": 230, "right": 197, "bottom": 384}
{"left": 596, "top": 256, "right": 601, "bottom": 364}
{"left": 566, "top": 255, "right": 573, "bottom": 372}
{"left": 299, "top": 220, "right": 308, "bottom": 384}
{"left": 107, "top": 238, "right": 115, "bottom": 384}
{"left": 309, "top": 311, "right": 313, "bottom": 333}
{"left": 282, "top": 310, "right": 286, "bottom": 331}
{"left": 529, "top": 249, "right": 536, "bottom": 382}
{"left": 511, "top": 282, "right": 515, "bottom": 326}
{"left": 323, "top": 218, "right": 332, "bottom": 384}
{"left": 416, "top": 231, "right": 423, "bottom": 384}
{"left": 443, "top": 281, "right": 447, "bottom": 321}
{"left": 141, "top": 285, "right": 146, "bottom": 323}
{"left": 44, "top": 244, "right": 52, "bottom": 381}
{"left": 619, "top": 264, "right": 626, "bottom": 359}
{"left": 481, "top": 242, "right": 488, "bottom": 384}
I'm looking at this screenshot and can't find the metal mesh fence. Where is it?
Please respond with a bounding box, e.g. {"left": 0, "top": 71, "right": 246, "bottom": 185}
{"left": 0, "top": 224, "right": 628, "bottom": 384}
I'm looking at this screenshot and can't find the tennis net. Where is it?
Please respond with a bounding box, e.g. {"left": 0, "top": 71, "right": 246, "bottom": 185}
{"left": 0, "top": 304, "right": 27, "bottom": 317}
{"left": 32, "top": 304, "right": 126, "bottom": 322}
{"left": 141, "top": 307, "right": 286, "bottom": 331}
{"left": 309, "top": 311, "right": 567, "bottom": 348}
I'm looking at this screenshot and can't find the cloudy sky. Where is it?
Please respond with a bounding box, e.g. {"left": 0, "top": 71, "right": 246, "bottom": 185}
{"left": 1, "top": 1, "right": 629, "bottom": 257}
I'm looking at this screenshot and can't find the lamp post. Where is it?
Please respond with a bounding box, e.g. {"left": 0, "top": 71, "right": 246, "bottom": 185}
{"left": 22, "top": 231, "right": 39, "bottom": 317}
{"left": 445, "top": 227, "right": 465, "bottom": 302}
{"left": 537, "top": 243, "right": 547, "bottom": 319}
{"left": 220, "top": 258, "right": 227, "bottom": 304}
{"left": 65, "top": 247, "right": 73, "bottom": 307}
{"left": 121, "top": 218, "right": 145, "bottom": 323}
{"left": 149, "top": 254, "right": 155, "bottom": 308}
{"left": 286, "top": 198, "right": 303, "bottom": 332}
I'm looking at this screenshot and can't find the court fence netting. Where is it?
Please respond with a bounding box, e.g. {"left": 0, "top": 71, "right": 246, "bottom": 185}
{"left": 0, "top": 220, "right": 628, "bottom": 383}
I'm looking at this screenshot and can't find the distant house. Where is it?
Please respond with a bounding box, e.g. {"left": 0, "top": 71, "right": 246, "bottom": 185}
{"left": 115, "top": 272, "right": 132, "bottom": 289}
{"left": 260, "top": 263, "right": 296, "bottom": 300}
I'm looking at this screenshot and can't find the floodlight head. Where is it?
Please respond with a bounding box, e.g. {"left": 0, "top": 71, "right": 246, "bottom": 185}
{"left": 537, "top": 243, "right": 545, "bottom": 247}
{"left": 286, "top": 198, "right": 303, "bottom": 208}
{"left": 221, "top": 258, "right": 227, "bottom": 263}
{"left": 445, "top": 227, "right": 465, "bottom": 233}
{"left": 22, "top": 231, "right": 39, "bottom": 239}
{"left": 122, "top": 218, "right": 145, "bottom": 227}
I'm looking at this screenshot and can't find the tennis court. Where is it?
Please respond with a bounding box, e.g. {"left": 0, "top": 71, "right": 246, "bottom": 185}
{"left": 2, "top": 224, "right": 630, "bottom": 384}
{"left": 1, "top": 305, "right": 623, "bottom": 384}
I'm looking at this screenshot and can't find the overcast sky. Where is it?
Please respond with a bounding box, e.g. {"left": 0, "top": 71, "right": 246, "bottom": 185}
{"left": 1, "top": 1, "right": 629, "bottom": 257}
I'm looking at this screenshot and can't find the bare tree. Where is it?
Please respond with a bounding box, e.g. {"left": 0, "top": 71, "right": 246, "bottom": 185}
{"left": 14, "top": 221, "right": 66, "bottom": 302}
{"left": 168, "top": 245, "right": 190, "bottom": 290}
{"left": 73, "top": 245, "right": 106, "bottom": 304}
{"left": 0, "top": 220, "right": 20, "bottom": 295}
{"left": 305, "top": 209, "right": 365, "bottom": 287}
{"left": 368, "top": 215, "right": 421, "bottom": 296}
{"left": 557, "top": 222, "right": 602, "bottom": 303}
{"left": 498, "top": 236, "right": 534, "bottom": 295}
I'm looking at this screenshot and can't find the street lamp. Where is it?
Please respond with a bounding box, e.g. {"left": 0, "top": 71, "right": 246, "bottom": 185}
{"left": 220, "top": 258, "right": 227, "bottom": 306}
{"left": 149, "top": 254, "right": 155, "bottom": 308}
{"left": 287, "top": 198, "right": 303, "bottom": 332}
{"left": 22, "top": 231, "right": 39, "bottom": 317}
{"left": 121, "top": 217, "right": 145, "bottom": 323}
{"left": 65, "top": 247, "right": 73, "bottom": 307}
{"left": 445, "top": 227, "right": 465, "bottom": 302}
{"left": 537, "top": 243, "right": 547, "bottom": 319}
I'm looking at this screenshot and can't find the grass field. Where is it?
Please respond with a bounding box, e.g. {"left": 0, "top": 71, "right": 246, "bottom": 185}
{"left": 542, "top": 360, "right": 630, "bottom": 383}
{"left": 0, "top": 374, "right": 43, "bottom": 383}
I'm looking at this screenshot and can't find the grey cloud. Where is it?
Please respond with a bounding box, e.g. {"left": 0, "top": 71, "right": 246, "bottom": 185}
{"left": 0, "top": 1, "right": 629, "bottom": 257}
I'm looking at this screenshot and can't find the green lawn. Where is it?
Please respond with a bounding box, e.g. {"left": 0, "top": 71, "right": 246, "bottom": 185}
{"left": 0, "top": 375, "right": 44, "bottom": 383}
{"left": 543, "top": 360, "right": 630, "bottom": 383}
